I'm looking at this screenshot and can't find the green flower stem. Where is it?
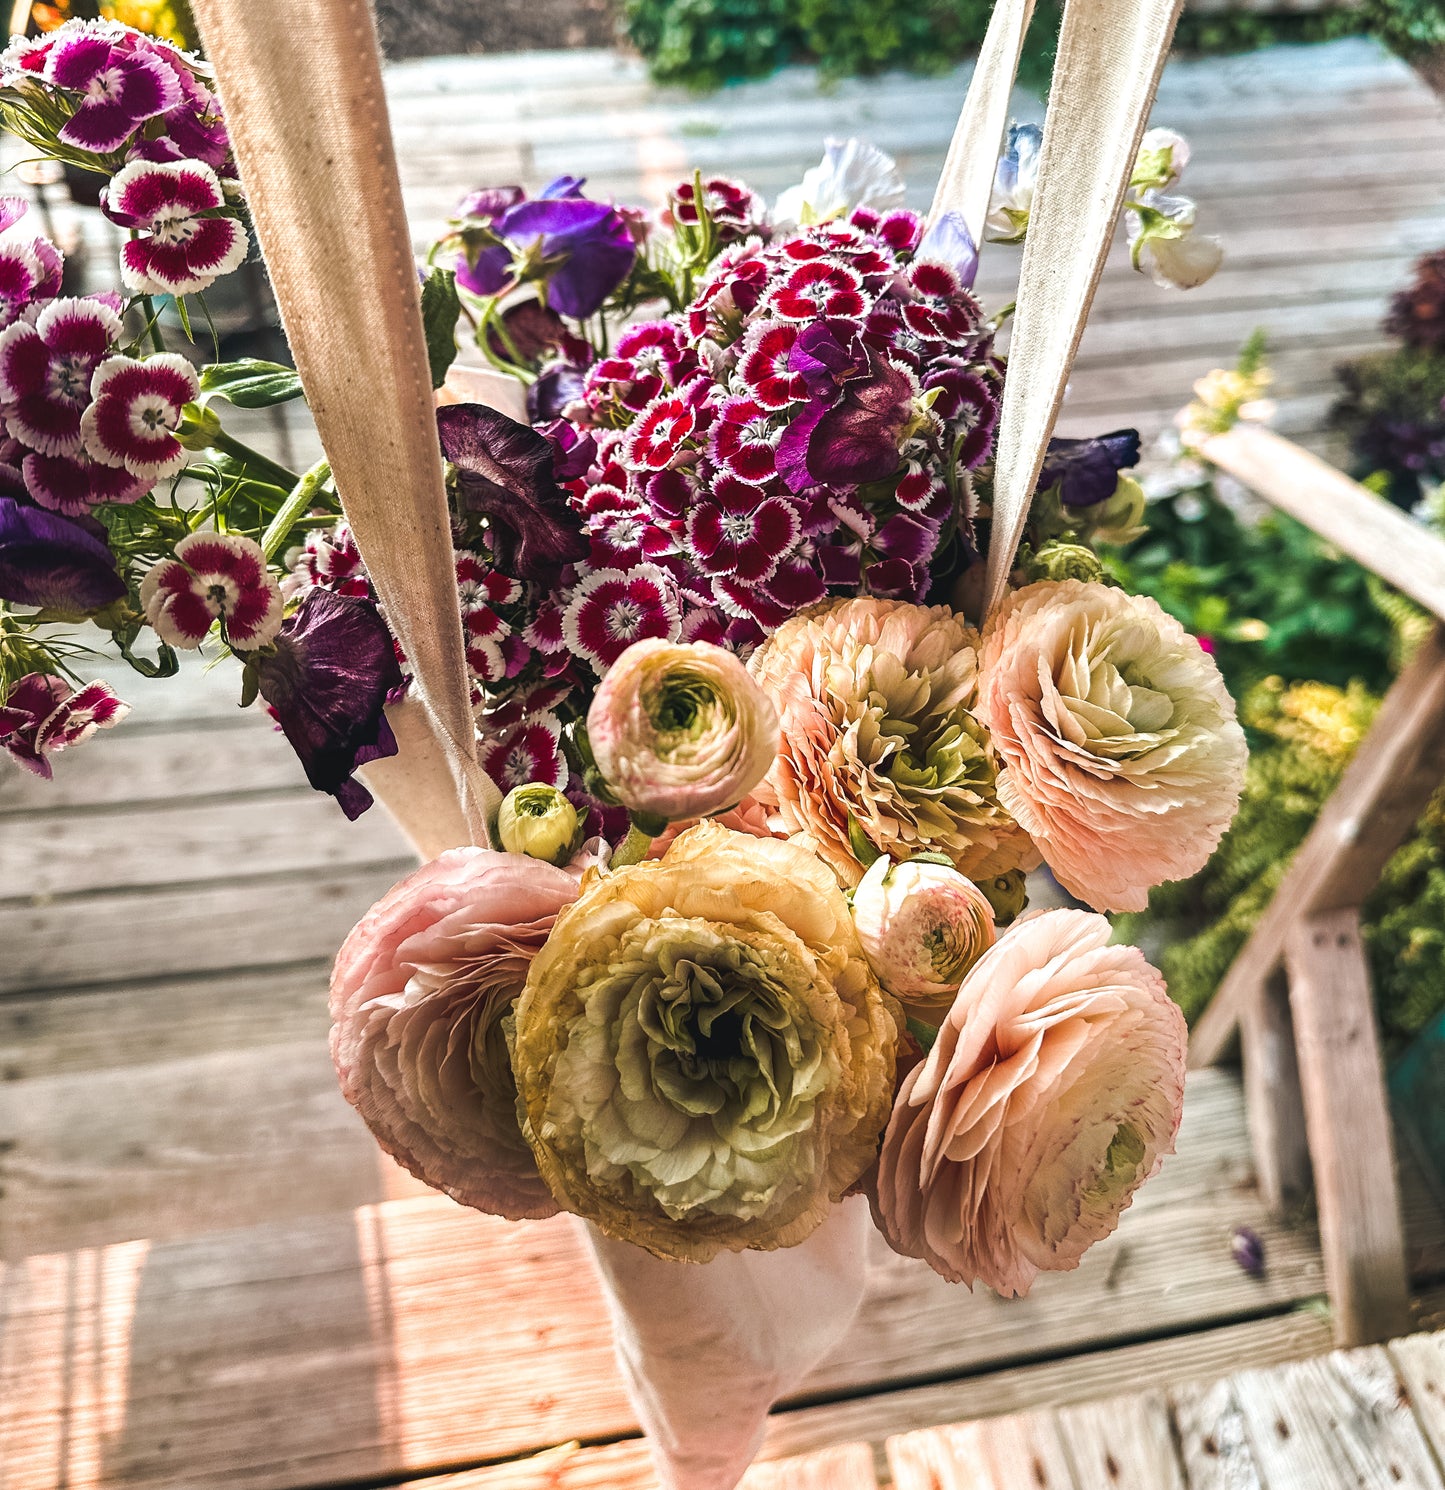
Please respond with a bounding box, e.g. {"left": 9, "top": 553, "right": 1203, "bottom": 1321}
{"left": 136, "top": 293, "right": 167, "bottom": 355}
{"left": 610, "top": 822, "right": 655, "bottom": 868}
{"left": 208, "top": 428, "right": 302, "bottom": 494}
{"left": 261, "top": 459, "right": 332, "bottom": 562}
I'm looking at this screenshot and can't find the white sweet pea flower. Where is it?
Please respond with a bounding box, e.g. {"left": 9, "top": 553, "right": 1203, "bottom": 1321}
{"left": 984, "top": 122, "right": 1042, "bottom": 244}
{"left": 1132, "top": 127, "right": 1191, "bottom": 191}
{"left": 1126, "top": 190, "right": 1223, "bottom": 290}
{"left": 773, "top": 138, "right": 906, "bottom": 227}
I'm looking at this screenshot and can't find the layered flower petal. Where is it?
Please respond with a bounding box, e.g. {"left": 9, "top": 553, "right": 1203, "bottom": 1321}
{"left": 978, "top": 580, "right": 1248, "bottom": 912}
{"left": 0, "top": 495, "right": 125, "bottom": 612}
{"left": 140, "top": 530, "right": 283, "bottom": 650}
{"left": 510, "top": 821, "right": 900, "bottom": 1260}
{"left": 0, "top": 672, "right": 128, "bottom": 778}
{"left": 107, "top": 158, "right": 248, "bottom": 296}
{"left": 871, "top": 909, "right": 1185, "bottom": 1296}
{"left": 80, "top": 352, "right": 198, "bottom": 480}
{"left": 748, "top": 597, "right": 1037, "bottom": 888}
{"left": 330, "top": 848, "right": 584, "bottom": 1220}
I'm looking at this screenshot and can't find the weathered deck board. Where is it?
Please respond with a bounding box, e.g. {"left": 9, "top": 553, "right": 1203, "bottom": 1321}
{"left": 1056, "top": 1391, "right": 1186, "bottom": 1490}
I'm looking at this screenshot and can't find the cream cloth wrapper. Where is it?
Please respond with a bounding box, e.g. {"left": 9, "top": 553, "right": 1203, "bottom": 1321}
{"left": 187, "top": 0, "right": 1181, "bottom": 1482}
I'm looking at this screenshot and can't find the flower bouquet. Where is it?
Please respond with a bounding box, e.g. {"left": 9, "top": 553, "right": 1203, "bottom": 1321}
{"left": 0, "top": 2, "right": 1246, "bottom": 1485}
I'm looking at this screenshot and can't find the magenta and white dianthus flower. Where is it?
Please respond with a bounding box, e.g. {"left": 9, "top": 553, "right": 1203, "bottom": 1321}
{"left": 481, "top": 711, "right": 569, "bottom": 791}
{"left": 140, "top": 530, "right": 283, "bottom": 650}
{"left": 561, "top": 563, "right": 681, "bottom": 671}
{"left": 22, "top": 451, "right": 148, "bottom": 516}
{"left": 106, "top": 158, "right": 247, "bottom": 297}
{"left": 43, "top": 24, "right": 181, "bottom": 154}
{"left": 80, "top": 353, "right": 199, "bottom": 481}
{"left": 0, "top": 297, "right": 123, "bottom": 457}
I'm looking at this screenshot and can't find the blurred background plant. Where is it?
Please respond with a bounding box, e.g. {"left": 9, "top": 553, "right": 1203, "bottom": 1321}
{"left": 21, "top": 0, "right": 196, "bottom": 45}
{"left": 619, "top": 0, "right": 1445, "bottom": 92}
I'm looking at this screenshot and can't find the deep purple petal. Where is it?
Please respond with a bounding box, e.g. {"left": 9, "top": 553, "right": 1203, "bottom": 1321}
{"left": 436, "top": 403, "right": 588, "bottom": 581}
{"left": 807, "top": 356, "right": 917, "bottom": 487}
{"left": 1039, "top": 429, "right": 1142, "bottom": 508}
{"left": 456, "top": 244, "right": 511, "bottom": 298}
{"left": 0, "top": 496, "right": 125, "bottom": 611}
{"left": 256, "top": 589, "right": 402, "bottom": 815}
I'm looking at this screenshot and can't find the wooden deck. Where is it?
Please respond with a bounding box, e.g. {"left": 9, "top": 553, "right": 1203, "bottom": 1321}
{"left": 4, "top": 34, "right": 1445, "bottom": 1490}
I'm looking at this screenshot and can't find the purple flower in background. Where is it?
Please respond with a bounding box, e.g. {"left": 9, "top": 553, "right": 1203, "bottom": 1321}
{"left": 44, "top": 27, "right": 181, "bottom": 154}
{"left": 437, "top": 402, "right": 588, "bottom": 581}
{"left": 0, "top": 496, "right": 126, "bottom": 612}
{"left": 529, "top": 352, "right": 590, "bottom": 422}
{"left": 105, "top": 159, "right": 247, "bottom": 296}
{"left": 256, "top": 589, "right": 403, "bottom": 820}
{"left": 1037, "top": 429, "right": 1142, "bottom": 508}
{"left": 1230, "top": 1225, "right": 1265, "bottom": 1278}
{"left": 0, "top": 673, "right": 128, "bottom": 778}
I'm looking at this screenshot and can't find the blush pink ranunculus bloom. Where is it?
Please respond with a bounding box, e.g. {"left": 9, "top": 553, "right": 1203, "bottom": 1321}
{"left": 871, "top": 908, "right": 1186, "bottom": 1297}
{"left": 978, "top": 579, "right": 1246, "bottom": 913}
{"left": 329, "top": 847, "right": 583, "bottom": 1220}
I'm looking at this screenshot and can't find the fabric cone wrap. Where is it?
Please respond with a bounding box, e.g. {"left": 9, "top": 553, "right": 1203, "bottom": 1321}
{"left": 580, "top": 1201, "right": 872, "bottom": 1490}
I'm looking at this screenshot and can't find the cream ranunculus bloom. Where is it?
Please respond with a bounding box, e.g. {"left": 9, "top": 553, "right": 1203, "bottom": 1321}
{"left": 871, "top": 909, "right": 1186, "bottom": 1296}
{"left": 509, "top": 821, "right": 900, "bottom": 1261}
{"left": 979, "top": 579, "right": 1247, "bottom": 913}
{"left": 747, "top": 596, "right": 1038, "bottom": 889}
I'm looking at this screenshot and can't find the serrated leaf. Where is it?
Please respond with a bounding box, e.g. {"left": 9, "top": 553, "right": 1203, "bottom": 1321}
{"left": 198, "top": 359, "right": 305, "bottom": 409}
{"left": 420, "top": 266, "right": 461, "bottom": 389}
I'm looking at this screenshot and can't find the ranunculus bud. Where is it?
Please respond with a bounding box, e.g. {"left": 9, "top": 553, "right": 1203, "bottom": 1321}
{"left": 497, "top": 783, "right": 579, "bottom": 865}
{"left": 1027, "top": 541, "right": 1104, "bottom": 585}
{"left": 587, "top": 638, "right": 779, "bottom": 822}
{"left": 851, "top": 855, "right": 997, "bottom": 1016}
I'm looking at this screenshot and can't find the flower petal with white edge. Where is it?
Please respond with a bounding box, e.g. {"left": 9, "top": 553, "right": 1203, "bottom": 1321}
{"left": 81, "top": 352, "right": 199, "bottom": 481}
{"left": 140, "top": 529, "right": 283, "bottom": 650}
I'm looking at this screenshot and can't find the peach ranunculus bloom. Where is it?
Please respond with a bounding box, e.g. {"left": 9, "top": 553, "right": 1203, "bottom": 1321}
{"left": 747, "top": 596, "right": 1038, "bottom": 890}
{"left": 329, "top": 847, "right": 582, "bottom": 1221}
{"left": 871, "top": 909, "right": 1186, "bottom": 1296}
{"left": 978, "top": 579, "right": 1247, "bottom": 914}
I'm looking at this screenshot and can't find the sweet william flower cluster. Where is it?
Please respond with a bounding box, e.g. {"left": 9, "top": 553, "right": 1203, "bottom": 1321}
{"left": 0, "top": 24, "right": 1242, "bottom": 1291}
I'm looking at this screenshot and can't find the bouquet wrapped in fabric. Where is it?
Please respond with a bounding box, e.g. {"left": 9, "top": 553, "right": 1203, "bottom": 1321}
{"left": 0, "top": 6, "right": 1244, "bottom": 1487}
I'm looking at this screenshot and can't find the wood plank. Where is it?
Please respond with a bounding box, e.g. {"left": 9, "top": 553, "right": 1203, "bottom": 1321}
{"left": 887, "top": 1414, "right": 1076, "bottom": 1490}
{"left": 0, "top": 1039, "right": 426, "bottom": 1260}
{"left": 1170, "top": 1378, "right": 1264, "bottom": 1490}
{"left": 1191, "top": 624, "right": 1445, "bottom": 1067}
{"left": 1241, "top": 972, "right": 1311, "bottom": 1210}
{"left": 0, "top": 1072, "right": 1342, "bottom": 1490}
{"left": 0, "top": 719, "right": 300, "bottom": 814}
{"left": 0, "top": 964, "right": 331, "bottom": 1080}
{"left": 1198, "top": 428, "right": 1445, "bottom": 624}
{"left": 1388, "top": 1330, "right": 1445, "bottom": 1468}
{"left": 1056, "top": 1391, "right": 1186, "bottom": 1490}
{"left": 0, "top": 860, "right": 410, "bottom": 995}
{"left": 1230, "top": 1347, "right": 1445, "bottom": 1489}
{"left": 1286, "top": 910, "right": 1413, "bottom": 1346}
{"left": 0, "top": 790, "right": 408, "bottom": 901}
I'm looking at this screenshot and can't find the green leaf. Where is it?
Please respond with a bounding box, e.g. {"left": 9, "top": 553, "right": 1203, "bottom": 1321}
{"left": 905, "top": 1016, "right": 939, "bottom": 1053}
{"left": 847, "top": 812, "right": 883, "bottom": 868}
{"left": 420, "top": 266, "right": 461, "bottom": 390}
{"left": 198, "top": 359, "right": 305, "bottom": 409}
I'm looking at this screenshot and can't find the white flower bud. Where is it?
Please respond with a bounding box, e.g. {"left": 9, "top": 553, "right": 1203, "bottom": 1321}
{"left": 497, "top": 783, "right": 579, "bottom": 866}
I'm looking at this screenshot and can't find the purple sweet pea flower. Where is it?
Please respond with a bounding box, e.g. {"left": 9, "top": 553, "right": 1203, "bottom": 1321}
{"left": 916, "top": 210, "right": 979, "bottom": 289}
{"left": 0, "top": 496, "right": 126, "bottom": 612}
{"left": 528, "top": 352, "right": 590, "bottom": 422}
{"left": 1038, "top": 429, "right": 1142, "bottom": 508}
{"left": 498, "top": 195, "right": 637, "bottom": 320}
{"left": 436, "top": 402, "right": 588, "bottom": 581}
{"left": 44, "top": 29, "right": 181, "bottom": 154}
{"left": 255, "top": 588, "right": 402, "bottom": 820}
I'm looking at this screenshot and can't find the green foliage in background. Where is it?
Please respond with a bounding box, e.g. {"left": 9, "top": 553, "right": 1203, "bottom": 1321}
{"left": 1117, "top": 671, "right": 1445, "bottom": 1060}
{"left": 620, "top": 0, "right": 1443, "bottom": 93}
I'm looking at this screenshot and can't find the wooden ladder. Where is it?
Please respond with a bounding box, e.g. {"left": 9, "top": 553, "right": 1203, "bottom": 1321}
{"left": 1188, "top": 425, "right": 1445, "bottom": 1347}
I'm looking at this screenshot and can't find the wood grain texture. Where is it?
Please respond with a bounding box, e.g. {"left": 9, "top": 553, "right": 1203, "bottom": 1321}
{"left": 1170, "top": 1378, "right": 1264, "bottom": 1490}
{"left": 1241, "top": 973, "right": 1311, "bottom": 1210}
{"left": 1056, "top": 1391, "right": 1186, "bottom": 1490}
{"left": 887, "top": 1414, "right": 1075, "bottom": 1490}
{"left": 1388, "top": 1330, "right": 1445, "bottom": 1468}
{"left": 0, "top": 1073, "right": 1342, "bottom": 1490}
{"left": 1286, "top": 910, "right": 1413, "bottom": 1346}
{"left": 1191, "top": 624, "right": 1445, "bottom": 1066}
{"left": 1231, "top": 1347, "right": 1445, "bottom": 1489}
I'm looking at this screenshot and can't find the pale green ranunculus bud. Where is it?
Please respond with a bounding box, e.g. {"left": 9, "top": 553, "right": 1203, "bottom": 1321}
{"left": 1029, "top": 541, "right": 1105, "bottom": 586}
{"left": 497, "top": 783, "right": 579, "bottom": 865}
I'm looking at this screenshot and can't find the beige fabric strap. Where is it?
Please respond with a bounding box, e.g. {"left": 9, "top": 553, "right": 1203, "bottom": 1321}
{"left": 928, "top": 0, "right": 1037, "bottom": 247}
{"left": 981, "top": 0, "right": 1185, "bottom": 615}
{"left": 190, "top": 0, "right": 501, "bottom": 848}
